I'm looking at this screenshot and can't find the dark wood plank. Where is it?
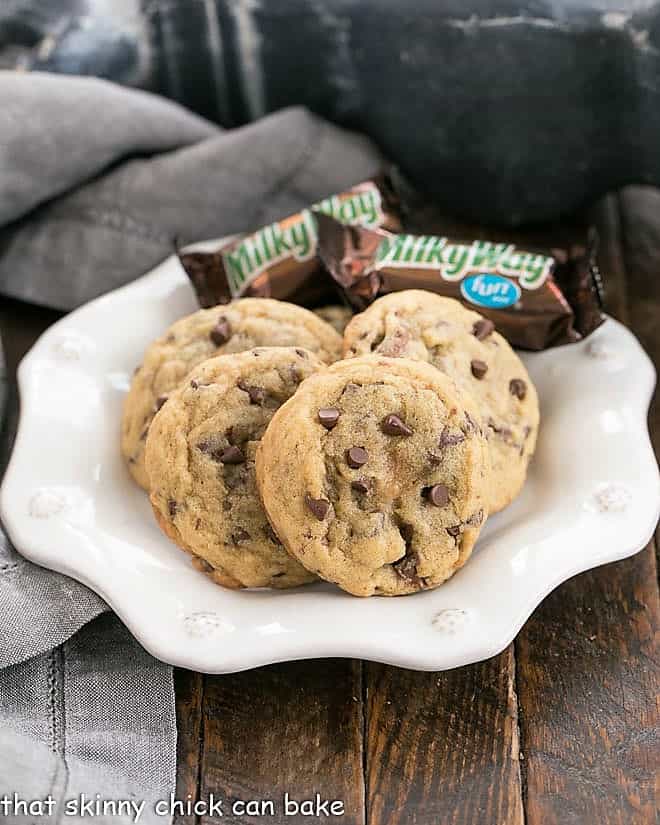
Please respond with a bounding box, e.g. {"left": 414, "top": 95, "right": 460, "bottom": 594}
{"left": 516, "top": 551, "right": 659, "bottom": 825}
{"left": 618, "top": 185, "right": 660, "bottom": 456}
{"left": 174, "top": 669, "right": 204, "bottom": 825}
{"left": 515, "top": 190, "right": 660, "bottom": 825}
{"left": 199, "top": 659, "right": 365, "bottom": 825}
{"left": 619, "top": 185, "right": 660, "bottom": 565}
{"left": 365, "top": 649, "right": 524, "bottom": 825}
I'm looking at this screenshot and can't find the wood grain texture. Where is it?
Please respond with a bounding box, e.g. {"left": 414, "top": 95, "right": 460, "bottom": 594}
{"left": 516, "top": 551, "right": 659, "bottom": 825}
{"left": 515, "top": 189, "right": 660, "bottom": 825}
{"left": 618, "top": 186, "right": 660, "bottom": 456}
{"left": 199, "top": 659, "right": 365, "bottom": 825}
{"left": 365, "top": 649, "right": 524, "bottom": 825}
{"left": 174, "top": 669, "right": 204, "bottom": 825}
{"left": 618, "top": 186, "right": 660, "bottom": 566}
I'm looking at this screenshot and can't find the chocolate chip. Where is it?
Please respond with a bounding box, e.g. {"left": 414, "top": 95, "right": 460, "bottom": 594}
{"left": 446, "top": 525, "right": 462, "bottom": 540}
{"left": 318, "top": 407, "right": 340, "bottom": 429}
{"left": 470, "top": 359, "right": 488, "bottom": 379}
{"left": 346, "top": 446, "right": 368, "bottom": 468}
{"left": 381, "top": 414, "right": 413, "bottom": 436}
{"left": 463, "top": 411, "right": 479, "bottom": 435}
{"left": 379, "top": 327, "right": 411, "bottom": 357}
{"left": 393, "top": 552, "right": 420, "bottom": 583}
{"left": 466, "top": 509, "right": 484, "bottom": 527}
{"left": 472, "top": 318, "right": 495, "bottom": 340}
{"left": 168, "top": 500, "right": 178, "bottom": 517}
{"left": 424, "top": 484, "right": 449, "bottom": 507}
{"left": 249, "top": 387, "right": 266, "bottom": 405}
{"left": 219, "top": 445, "right": 245, "bottom": 464}
{"left": 488, "top": 418, "right": 513, "bottom": 440}
{"left": 155, "top": 395, "right": 168, "bottom": 411}
{"left": 305, "top": 495, "right": 331, "bottom": 521}
{"left": 238, "top": 380, "right": 265, "bottom": 405}
{"left": 289, "top": 365, "right": 304, "bottom": 384}
{"left": 509, "top": 378, "right": 527, "bottom": 400}
{"left": 438, "top": 427, "right": 465, "bottom": 448}
{"left": 295, "top": 348, "right": 307, "bottom": 358}
{"left": 264, "top": 524, "right": 282, "bottom": 545}
{"left": 398, "top": 523, "right": 414, "bottom": 545}
{"left": 190, "top": 379, "right": 199, "bottom": 389}
{"left": 232, "top": 528, "right": 251, "bottom": 544}
{"left": 210, "top": 318, "right": 231, "bottom": 346}
{"left": 351, "top": 479, "right": 370, "bottom": 494}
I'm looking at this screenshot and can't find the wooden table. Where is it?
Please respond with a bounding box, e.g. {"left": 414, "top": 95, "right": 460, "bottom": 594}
{"left": 1, "top": 189, "right": 658, "bottom": 825}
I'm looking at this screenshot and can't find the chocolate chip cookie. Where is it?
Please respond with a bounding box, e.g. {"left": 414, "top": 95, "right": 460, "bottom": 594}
{"left": 314, "top": 305, "right": 353, "bottom": 334}
{"left": 122, "top": 298, "right": 342, "bottom": 489}
{"left": 342, "top": 291, "right": 539, "bottom": 512}
{"left": 256, "top": 356, "right": 490, "bottom": 596}
{"left": 146, "top": 347, "right": 325, "bottom": 589}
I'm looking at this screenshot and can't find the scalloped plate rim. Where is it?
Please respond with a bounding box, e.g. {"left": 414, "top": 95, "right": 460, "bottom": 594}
{"left": 1, "top": 255, "right": 658, "bottom": 674}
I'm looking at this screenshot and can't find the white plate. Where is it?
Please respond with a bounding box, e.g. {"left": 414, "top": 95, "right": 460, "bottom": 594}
{"left": 2, "top": 254, "right": 658, "bottom": 673}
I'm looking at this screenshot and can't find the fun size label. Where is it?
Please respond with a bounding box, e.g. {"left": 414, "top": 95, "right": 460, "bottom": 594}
{"left": 460, "top": 273, "right": 521, "bottom": 308}
{"left": 222, "top": 183, "right": 385, "bottom": 297}
{"left": 375, "top": 234, "right": 554, "bottom": 291}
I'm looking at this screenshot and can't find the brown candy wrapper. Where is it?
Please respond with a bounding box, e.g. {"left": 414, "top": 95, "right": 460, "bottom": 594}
{"left": 179, "top": 175, "right": 604, "bottom": 351}
{"left": 316, "top": 215, "right": 604, "bottom": 351}
{"left": 179, "top": 177, "right": 401, "bottom": 308}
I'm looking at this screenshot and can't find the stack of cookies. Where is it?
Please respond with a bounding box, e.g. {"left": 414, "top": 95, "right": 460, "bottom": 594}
{"left": 121, "top": 290, "right": 539, "bottom": 597}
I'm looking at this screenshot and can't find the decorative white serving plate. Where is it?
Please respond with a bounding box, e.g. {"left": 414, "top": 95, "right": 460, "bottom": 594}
{"left": 2, "top": 254, "right": 658, "bottom": 673}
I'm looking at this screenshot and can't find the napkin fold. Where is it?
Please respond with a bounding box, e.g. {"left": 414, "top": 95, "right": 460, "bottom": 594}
{"left": 0, "top": 71, "right": 381, "bottom": 821}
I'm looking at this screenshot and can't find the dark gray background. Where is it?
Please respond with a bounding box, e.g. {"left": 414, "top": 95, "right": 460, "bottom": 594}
{"left": 2, "top": 0, "right": 659, "bottom": 224}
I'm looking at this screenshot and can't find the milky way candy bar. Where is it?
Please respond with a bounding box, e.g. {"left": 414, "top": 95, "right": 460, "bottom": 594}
{"left": 316, "top": 216, "right": 604, "bottom": 350}
{"left": 179, "top": 177, "right": 401, "bottom": 308}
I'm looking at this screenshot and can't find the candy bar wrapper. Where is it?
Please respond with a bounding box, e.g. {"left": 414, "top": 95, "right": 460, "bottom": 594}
{"left": 316, "top": 215, "right": 604, "bottom": 351}
{"left": 179, "top": 177, "right": 401, "bottom": 308}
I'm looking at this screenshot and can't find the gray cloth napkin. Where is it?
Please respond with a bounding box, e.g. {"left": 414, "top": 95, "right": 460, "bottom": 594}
{"left": 0, "top": 71, "right": 381, "bottom": 821}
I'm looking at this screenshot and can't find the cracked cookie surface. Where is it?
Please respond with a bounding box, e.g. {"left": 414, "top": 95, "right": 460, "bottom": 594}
{"left": 342, "top": 291, "right": 539, "bottom": 512}
{"left": 256, "top": 356, "right": 490, "bottom": 596}
{"left": 122, "top": 298, "right": 342, "bottom": 489}
{"left": 146, "top": 347, "right": 324, "bottom": 589}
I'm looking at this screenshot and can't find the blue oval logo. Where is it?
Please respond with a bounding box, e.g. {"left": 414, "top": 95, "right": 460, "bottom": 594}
{"left": 461, "top": 274, "right": 521, "bottom": 309}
